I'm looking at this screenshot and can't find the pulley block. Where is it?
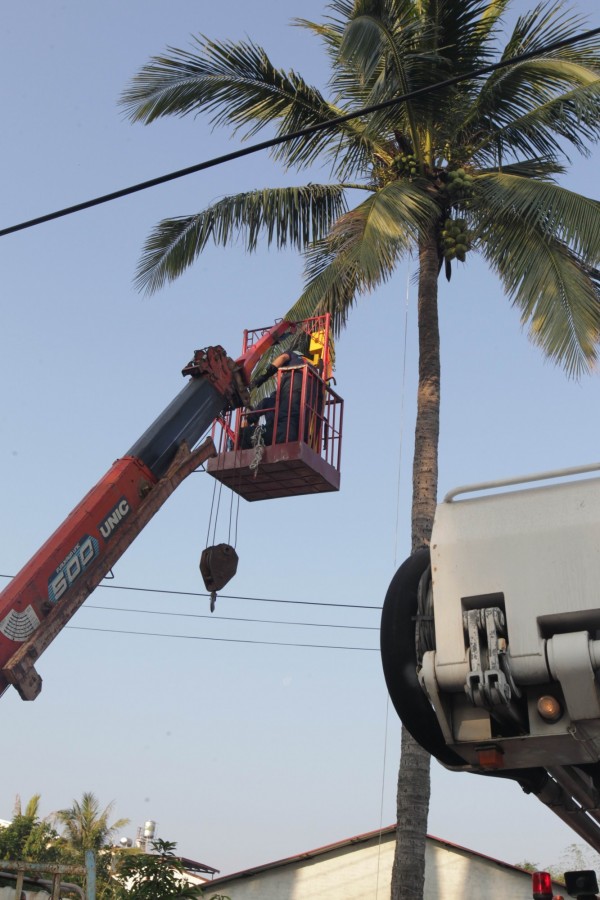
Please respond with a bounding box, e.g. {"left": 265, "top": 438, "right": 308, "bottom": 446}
{"left": 200, "top": 544, "right": 239, "bottom": 593}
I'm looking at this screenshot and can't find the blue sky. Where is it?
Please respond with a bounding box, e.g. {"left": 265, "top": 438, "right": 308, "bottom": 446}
{"left": 1, "top": 0, "right": 599, "bottom": 883}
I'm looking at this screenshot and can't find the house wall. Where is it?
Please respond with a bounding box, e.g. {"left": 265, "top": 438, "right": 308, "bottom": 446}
{"left": 425, "top": 842, "right": 542, "bottom": 898}
{"left": 200, "top": 834, "right": 556, "bottom": 900}
{"left": 0, "top": 888, "right": 50, "bottom": 900}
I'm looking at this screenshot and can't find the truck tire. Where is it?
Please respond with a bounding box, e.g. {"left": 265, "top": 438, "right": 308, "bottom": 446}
{"left": 380, "top": 549, "right": 464, "bottom": 767}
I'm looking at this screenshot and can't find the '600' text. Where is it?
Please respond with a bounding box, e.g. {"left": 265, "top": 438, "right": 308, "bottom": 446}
{"left": 48, "top": 535, "right": 100, "bottom": 603}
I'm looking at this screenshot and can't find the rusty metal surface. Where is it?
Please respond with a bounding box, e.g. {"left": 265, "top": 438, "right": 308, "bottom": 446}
{"left": 0, "top": 859, "right": 87, "bottom": 900}
{"left": 206, "top": 440, "right": 340, "bottom": 501}
{"left": 2, "top": 437, "right": 217, "bottom": 700}
{"left": 0, "top": 861, "right": 86, "bottom": 876}
{"left": 182, "top": 346, "right": 250, "bottom": 410}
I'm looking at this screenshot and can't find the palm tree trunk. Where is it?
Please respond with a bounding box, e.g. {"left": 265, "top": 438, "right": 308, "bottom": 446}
{"left": 391, "top": 230, "right": 440, "bottom": 900}
{"left": 411, "top": 233, "right": 441, "bottom": 553}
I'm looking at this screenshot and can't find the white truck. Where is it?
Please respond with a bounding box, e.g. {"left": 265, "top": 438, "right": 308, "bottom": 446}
{"left": 381, "top": 463, "right": 600, "bottom": 855}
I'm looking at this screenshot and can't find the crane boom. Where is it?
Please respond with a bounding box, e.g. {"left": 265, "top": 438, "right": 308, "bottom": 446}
{"left": 0, "top": 321, "right": 294, "bottom": 701}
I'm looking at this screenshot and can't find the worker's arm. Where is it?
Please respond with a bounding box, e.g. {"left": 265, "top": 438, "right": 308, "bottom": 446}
{"left": 250, "top": 353, "right": 291, "bottom": 389}
{"left": 272, "top": 352, "right": 291, "bottom": 368}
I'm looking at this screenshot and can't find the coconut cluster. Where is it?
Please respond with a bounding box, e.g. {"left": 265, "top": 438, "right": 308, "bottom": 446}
{"left": 392, "top": 153, "right": 419, "bottom": 177}
{"left": 445, "top": 167, "right": 474, "bottom": 196}
{"left": 440, "top": 217, "right": 469, "bottom": 262}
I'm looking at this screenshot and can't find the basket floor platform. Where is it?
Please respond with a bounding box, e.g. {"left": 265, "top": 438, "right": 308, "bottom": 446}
{"left": 206, "top": 440, "right": 340, "bottom": 501}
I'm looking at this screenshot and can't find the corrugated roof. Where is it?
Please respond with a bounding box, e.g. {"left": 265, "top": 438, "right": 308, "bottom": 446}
{"left": 178, "top": 855, "right": 219, "bottom": 876}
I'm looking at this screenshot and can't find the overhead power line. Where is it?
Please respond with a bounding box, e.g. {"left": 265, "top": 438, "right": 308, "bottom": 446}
{"left": 1, "top": 26, "right": 598, "bottom": 239}
{"left": 66, "top": 624, "right": 377, "bottom": 652}
{"left": 0, "top": 573, "right": 381, "bottom": 610}
{"left": 84, "top": 603, "right": 379, "bottom": 631}
{"left": 96, "top": 581, "right": 381, "bottom": 610}
{"left": 0, "top": 576, "right": 379, "bottom": 649}
{"left": 0, "top": 574, "right": 381, "bottom": 610}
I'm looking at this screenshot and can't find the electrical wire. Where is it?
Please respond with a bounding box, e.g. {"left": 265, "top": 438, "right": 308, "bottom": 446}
{"left": 98, "top": 583, "right": 381, "bottom": 609}
{"left": 393, "top": 262, "right": 411, "bottom": 568}
{"left": 376, "top": 696, "right": 392, "bottom": 900}
{"left": 0, "top": 574, "right": 381, "bottom": 610}
{"left": 65, "top": 624, "right": 378, "bottom": 652}
{"left": 1, "top": 26, "right": 598, "bottom": 238}
{"left": 376, "top": 250, "right": 411, "bottom": 897}
{"left": 83, "top": 603, "right": 378, "bottom": 630}
{"left": 0, "top": 577, "right": 379, "bottom": 649}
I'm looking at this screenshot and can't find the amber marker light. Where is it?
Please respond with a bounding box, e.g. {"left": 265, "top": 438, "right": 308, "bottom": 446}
{"left": 537, "top": 695, "right": 562, "bottom": 722}
{"left": 476, "top": 745, "right": 504, "bottom": 769}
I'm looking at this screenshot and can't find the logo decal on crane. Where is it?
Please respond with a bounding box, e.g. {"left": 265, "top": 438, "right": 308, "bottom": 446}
{"left": 47, "top": 535, "right": 100, "bottom": 603}
{"left": 98, "top": 497, "right": 131, "bottom": 540}
{"left": 0, "top": 606, "right": 40, "bottom": 642}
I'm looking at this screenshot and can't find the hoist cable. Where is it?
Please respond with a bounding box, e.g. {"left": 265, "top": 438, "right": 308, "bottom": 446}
{"left": 205, "top": 469, "right": 219, "bottom": 550}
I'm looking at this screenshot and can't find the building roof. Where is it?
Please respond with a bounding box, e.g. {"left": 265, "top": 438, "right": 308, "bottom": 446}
{"left": 178, "top": 856, "right": 219, "bottom": 876}
{"left": 201, "top": 825, "right": 549, "bottom": 887}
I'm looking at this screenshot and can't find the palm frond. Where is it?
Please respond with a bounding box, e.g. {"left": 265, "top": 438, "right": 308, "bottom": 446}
{"left": 464, "top": 0, "right": 600, "bottom": 160}
{"left": 121, "top": 36, "right": 380, "bottom": 176}
{"left": 400, "top": 0, "right": 504, "bottom": 140}
{"left": 284, "top": 245, "right": 366, "bottom": 331}
{"left": 135, "top": 184, "right": 348, "bottom": 293}
{"left": 324, "top": 0, "right": 357, "bottom": 24}
{"left": 479, "top": 0, "right": 512, "bottom": 38}
{"left": 428, "top": 0, "right": 500, "bottom": 69}
{"left": 292, "top": 16, "right": 347, "bottom": 72}
{"left": 471, "top": 174, "right": 600, "bottom": 376}
{"left": 502, "top": 0, "right": 596, "bottom": 64}
{"left": 476, "top": 156, "right": 565, "bottom": 179}
{"left": 329, "top": 178, "right": 439, "bottom": 278}
{"left": 284, "top": 177, "right": 439, "bottom": 329}
{"left": 475, "top": 64, "right": 600, "bottom": 164}
{"left": 480, "top": 221, "right": 600, "bottom": 377}
{"left": 474, "top": 173, "right": 600, "bottom": 264}
{"left": 338, "top": 11, "right": 430, "bottom": 154}
{"left": 284, "top": 22, "right": 399, "bottom": 181}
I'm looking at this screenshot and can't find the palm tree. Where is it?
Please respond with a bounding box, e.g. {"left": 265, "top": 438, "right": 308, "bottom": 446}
{"left": 55, "top": 792, "right": 129, "bottom": 853}
{"left": 12, "top": 794, "right": 42, "bottom": 820}
{"left": 121, "top": 1, "right": 600, "bottom": 896}
{"left": 1, "top": 794, "right": 60, "bottom": 863}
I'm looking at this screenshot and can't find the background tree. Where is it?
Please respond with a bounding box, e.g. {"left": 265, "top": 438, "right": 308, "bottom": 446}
{"left": 0, "top": 795, "right": 60, "bottom": 864}
{"left": 516, "top": 842, "right": 600, "bottom": 881}
{"left": 55, "top": 791, "right": 130, "bottom": 899}
{"left": 121, "top": 1, "right": 600, "bottom": 896}
{"left": 12, "top": 794, "right": 42, "bottom": 821}
{"left": 114, "top": 838, "right": 203, "bottom": 899}
{"left": 54, "top": 791, "right": 129, "bottom": 854}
